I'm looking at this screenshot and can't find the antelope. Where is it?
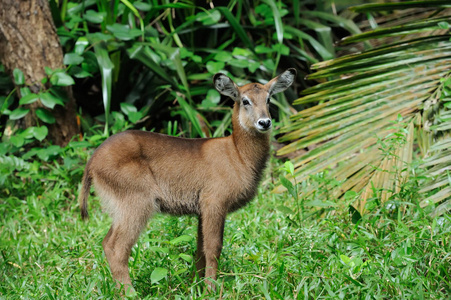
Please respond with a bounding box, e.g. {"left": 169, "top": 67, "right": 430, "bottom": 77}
{"left": 78, "top": 68, "right": 296, "bottom": 293}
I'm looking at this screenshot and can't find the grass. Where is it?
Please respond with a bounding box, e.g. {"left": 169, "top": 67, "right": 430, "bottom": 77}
{"left": 0, "top": 145, "right": 450, "bottom": 299}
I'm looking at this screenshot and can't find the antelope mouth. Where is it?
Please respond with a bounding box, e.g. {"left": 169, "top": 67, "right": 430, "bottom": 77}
{"left": 257, "top": 128, "right": 272, "bottom": 133}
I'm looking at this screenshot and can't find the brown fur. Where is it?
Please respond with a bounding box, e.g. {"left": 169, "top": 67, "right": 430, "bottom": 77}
{"left": 78, "top": 69, "right": 296, "bottom": 293}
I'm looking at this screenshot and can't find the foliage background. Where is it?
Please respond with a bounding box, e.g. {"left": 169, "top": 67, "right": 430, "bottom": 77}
{"left": 0, "top": 0, "right": 450, "bottom": 299}
{"left": 2, "top": 0, "right": 363, "bottom": 141}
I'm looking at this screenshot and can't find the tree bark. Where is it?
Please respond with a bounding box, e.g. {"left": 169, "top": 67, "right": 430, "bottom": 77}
{"left": 0, "top": 0, "right": 78, "bottom": 146}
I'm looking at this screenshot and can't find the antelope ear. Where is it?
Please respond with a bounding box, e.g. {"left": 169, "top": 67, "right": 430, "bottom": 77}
{"left": 213, "top": 73, "right": 239, "bottom": 101}
{"left": 267, "top": 68, "right": 297, "bottom": 95}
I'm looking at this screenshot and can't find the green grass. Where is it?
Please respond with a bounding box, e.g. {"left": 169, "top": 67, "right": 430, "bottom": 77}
{"left": 0, "top": 149, "right": 450, "bottom": 299}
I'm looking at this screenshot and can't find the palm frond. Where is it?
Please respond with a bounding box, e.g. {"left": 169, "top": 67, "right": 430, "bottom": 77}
{"left": 277, "top": 3, "right": 451, "bottom": 215}
{"left": 418, "top": 74, "right": 451, "bottom": 215}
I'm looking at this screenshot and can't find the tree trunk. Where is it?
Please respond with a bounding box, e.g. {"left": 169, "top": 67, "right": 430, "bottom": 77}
{"left": 0, "top": 0, "right": 78, "bottom": 146}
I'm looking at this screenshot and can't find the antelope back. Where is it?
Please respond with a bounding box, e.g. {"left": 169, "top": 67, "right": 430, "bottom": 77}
{"left": 214, "top": 68, "right": 297, "bottom": 133}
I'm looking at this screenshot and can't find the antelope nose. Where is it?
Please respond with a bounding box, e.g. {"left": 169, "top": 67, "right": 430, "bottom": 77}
{"left": 258, "top": 118, "right": 272, "bottom": 131}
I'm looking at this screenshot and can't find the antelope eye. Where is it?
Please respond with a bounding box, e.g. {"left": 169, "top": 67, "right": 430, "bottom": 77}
{"left": 266, "top": 97, "right": 271, "bottom": 104}
{"left": 242, "top": 99, "right": 250, "bottom": 106}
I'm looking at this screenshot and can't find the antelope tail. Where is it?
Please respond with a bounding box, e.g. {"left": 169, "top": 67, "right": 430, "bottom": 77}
{"left": 79, "top": 165, "right": 92, "bottom": 220}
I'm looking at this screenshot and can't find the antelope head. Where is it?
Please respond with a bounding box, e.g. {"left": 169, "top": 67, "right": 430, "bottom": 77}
{"left": 213, "top": 68, "right": 297, "bottom": 133}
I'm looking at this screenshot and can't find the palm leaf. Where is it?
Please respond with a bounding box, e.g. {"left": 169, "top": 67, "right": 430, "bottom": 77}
{"left": 350, "top": 1, "right": 451, "bottom": 12}
{"left": 418, "top": 74, "right": 451, "bottom": 215}
{"left": 277, "top": 3, "right": 451, "bottom": 216}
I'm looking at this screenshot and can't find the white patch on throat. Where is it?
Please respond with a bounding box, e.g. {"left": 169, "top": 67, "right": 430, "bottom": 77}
{"left": 239, "top": 111, "right": 250, "bottom": 131}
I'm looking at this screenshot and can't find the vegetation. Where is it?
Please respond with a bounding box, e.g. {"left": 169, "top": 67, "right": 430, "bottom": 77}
{"left": 0, "top": 0, "right": 364, "bottom": 144}
{"left": 277, "top": 2, "right": 451, "bottom": 217}
{"left": 0, "top": 143, "right": 449, "bottom": 298}
{"left": 0, "top": 0, "right": 450, "bottom": 299}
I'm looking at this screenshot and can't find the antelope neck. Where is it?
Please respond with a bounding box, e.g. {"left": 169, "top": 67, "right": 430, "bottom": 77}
{"left": 230, "top": 110, "right": 271, "bottom": 170}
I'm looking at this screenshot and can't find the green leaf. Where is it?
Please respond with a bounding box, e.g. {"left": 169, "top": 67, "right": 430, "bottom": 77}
{"left": 120, "top": 103, "right": 137, "bottom": 116}
{"left": 106, "top": 24, "right": 142, "bottom": 41}
{"left": 20, "top": 87, "right": 31, "bottom": 97}
{"left": 262, "top": 0, "right": 283, "bottom": 44}
{"left": 120, "top": 103, "right": 142, "bottom": 123}
{"left": 9, "top": 107, "right": 30, "bottom": 120}
{"left": 50, "top": 71, "right": 75, "bottom": 86}
{"left": 44, "top": 66, "right": 54, "bottom": 76}
{"left": 69, "top": 66, "right": 92, "bottom": 78}
{"left": 284, "top": 161, "right": 295, "bottom": 176}
{"left": 276, "top": 205, "right": 295, "bottom": 215}
{"left": 196, "top": 10, "right": 221, "bottom": 26}
{"left": 36, "top": 108, "right": 56, "bottom": 124}
{"left": 151, "top": 267, "right": 168, "bottom": 284}
{"left": 170, "top": 235, "right": 192, "bottom": 245}
{"left": 9, "top": 135, "right": 25, "bottom": 147}
{"left": 206, "top": 89, "right": 220, "bottom": 104}
{"left": 340, "top": 254, "right": 351, "bottom": 265}
{"left": 232, "top": 48, "right": 253, "bottom": 57}
{"left": 229, "top": 58, "right": 248, "bottom": 69}
{"left": 19, "top": 147, "right": 36, "bottom": 159}
{"left": 21, "top": 127, "right": 35, "bottom": 139}
{"left": 74, "top": 37, "right": 89, "bottom": 55}
{"left": 33, "top": 126, "right": 48, "bottom": 141}
{"left": 83, "top": 10, "right": 105, "bottom": 23}
{"left": 91, "top": 40, "right": 114, "bottom": 134}
{"left": 206, "top": 61, "right": 225, "bottom": 74}
{"left": 272, "top": 44, "right": 290, "bottom": 56}
{"left": 178, "top": 253, "right": 192, "bottom": 263}
{"left": 13, "top": 69, "right": 25, "bottom": 85}
{"left": 128, "top": 111, "right": 143, "bottom": 123}
{"left": 36, "top": 145, "right": 61, "bottom": 161}
{"left": 255, "top": 45, "right": 274, "bottom": 54}
{"left": 111, "top": 111, "right": 126, "bottom": 132}
{"left": 279, "top": 174, "right": 294, "bottom": 191}
{"left": 201, "top": 89, "right": 221, "bottom": 108}
{"left": 214, "top": 51, "right": 233, "bottom": 62}
{"left": 248, "top": 61, "right": 261, "bottom": 72}
{"left": 0, "top": 143, "right": 8, "bottom": 155}
{"left": 39, "top": 92, "right": 65, "bottom": 109}
{"left": 19, "top": 93, "right": 39, "bottom": 105}
{"left": 134, "top": 1, "right": 151, "bottom": 11}
{"left": 63, "top": 53, "right": 84, "bottom": 65}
